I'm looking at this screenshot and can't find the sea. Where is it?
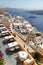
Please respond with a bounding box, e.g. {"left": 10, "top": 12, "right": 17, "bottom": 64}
{"left": 6, "top": 8, "right": 43, "bottom": 32}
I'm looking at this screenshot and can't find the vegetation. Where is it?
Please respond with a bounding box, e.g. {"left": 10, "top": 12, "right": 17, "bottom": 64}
{"left": 35, "top": 59, "right": 40, "bottom": 65}
{"left": 33, "top": 52, "right": 41, "bottom": 65}
{"left": 0, "top": 57, "right": 4, "bottom": 65}
{"left": 33, "top": 52, "right": 40, "bottom": 61}
{"left": 29, "top": 52, "right": 41, "bottom": 65}
{"left": 0, "top": 49, "right": 4, "bottom": 65}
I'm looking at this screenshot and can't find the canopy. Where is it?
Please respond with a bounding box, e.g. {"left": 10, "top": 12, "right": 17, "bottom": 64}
{"left": 4, "top": 35, "right": 14, "bottom": 39}
{"left": 1, "top": 30, "right": 8, "bottom": 33}
{"left": 8, "top": 41, "right": 18, "bottom": 48}
{"left": 0, "top": 27, "right": 6, "bottom": 29}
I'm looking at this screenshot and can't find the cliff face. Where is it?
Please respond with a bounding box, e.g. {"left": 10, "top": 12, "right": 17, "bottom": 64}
{"left": 0, "top": 8, "right": 9, "bottom": 16}
{"left": 0, "top": 8, "right": 11, "bottom": 29}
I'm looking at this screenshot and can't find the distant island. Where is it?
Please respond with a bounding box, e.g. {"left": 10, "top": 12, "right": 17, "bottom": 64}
{"left": 26, "top": 10, "right": 43, "bottom": 15}
{"left": 29, "top": 16, "right": 37, "bottom": 18}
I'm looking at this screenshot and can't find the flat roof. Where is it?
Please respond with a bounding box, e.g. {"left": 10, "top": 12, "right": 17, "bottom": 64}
{"left": 0, "top": 24, "right": 3, "bottom": 26}
{"left": 26, "top": 24, "right": 32, "bottom": 27}
{"left": 39, "top": 44, "right": 43, "bottom": 49}
{"left": 13, "top": 23, "right": 24, "bottom": 26}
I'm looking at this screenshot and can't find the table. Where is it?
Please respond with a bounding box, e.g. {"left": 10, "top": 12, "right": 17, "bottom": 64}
{"left": 24, "top": 59, "right": 34, "bottom": 65}
{"left": 18, "top": 51, "right": 28, "bottom": 61}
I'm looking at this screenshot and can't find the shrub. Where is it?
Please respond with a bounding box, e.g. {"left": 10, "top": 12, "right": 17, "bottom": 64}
{"left": 0, "top": 57, "right": 4, "bottom": 65}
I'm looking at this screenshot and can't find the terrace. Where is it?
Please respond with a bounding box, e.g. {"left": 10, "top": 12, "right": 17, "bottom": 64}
{"left": 0, "top": 23, "right": 37, "bottom": 65}
{"left": 0, "top": 37, "right": 22, "bottom": 65}
{"left": 0, "top": 36, "right": 34, "bottom": 65}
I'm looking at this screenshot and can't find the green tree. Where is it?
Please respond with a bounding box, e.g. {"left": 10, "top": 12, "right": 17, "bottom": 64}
{"left": 34, "top": 52, "right": 40, "bottom": 61}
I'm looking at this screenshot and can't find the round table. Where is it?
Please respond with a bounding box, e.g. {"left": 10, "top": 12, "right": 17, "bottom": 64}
{"left": 18, "top": 51, "right": 27, "bottom": 61}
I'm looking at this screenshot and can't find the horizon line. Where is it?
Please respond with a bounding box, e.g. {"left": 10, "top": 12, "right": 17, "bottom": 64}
{"left": 0, "top": 7, "right": 43, "bottom": 11}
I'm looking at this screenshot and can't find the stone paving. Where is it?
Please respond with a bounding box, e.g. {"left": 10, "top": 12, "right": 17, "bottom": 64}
{"left": 0, "top": 37, "right": 21, "bottom": 65}
{"left": 0, "top": 32, "right": 36, "bottom": 65}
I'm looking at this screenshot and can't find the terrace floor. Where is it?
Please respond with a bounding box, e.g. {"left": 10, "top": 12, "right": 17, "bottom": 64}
{"left": 0, "top": 37, "right": 22, "bottom": 65}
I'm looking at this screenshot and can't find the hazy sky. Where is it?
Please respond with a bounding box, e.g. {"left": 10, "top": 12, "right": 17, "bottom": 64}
{"left": 0, "top": 0, "right": 43, "bottom": 10}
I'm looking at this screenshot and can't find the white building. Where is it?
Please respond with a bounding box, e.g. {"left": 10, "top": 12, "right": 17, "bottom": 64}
{"left": 37, "top": 43, "right": 43, "bottom": 56}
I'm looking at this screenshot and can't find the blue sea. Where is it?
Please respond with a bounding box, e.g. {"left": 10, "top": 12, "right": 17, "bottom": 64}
{"left": 6, "top": 8, "right": 43, "bottom": 32}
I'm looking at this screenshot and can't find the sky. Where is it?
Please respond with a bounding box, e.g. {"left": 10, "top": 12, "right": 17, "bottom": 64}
{"left": 0, "top": 0, "right": 43, "bottom": 10}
